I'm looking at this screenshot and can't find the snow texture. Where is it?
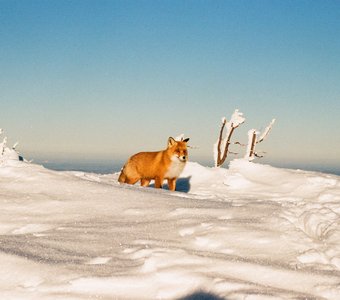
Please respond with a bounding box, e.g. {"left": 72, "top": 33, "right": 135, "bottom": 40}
{"left": 1, "top": 158, "right": 340, "bottom": 299}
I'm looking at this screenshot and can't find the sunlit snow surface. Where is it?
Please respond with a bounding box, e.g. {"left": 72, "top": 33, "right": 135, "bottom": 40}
{"left": 1, "top": 159, "right": 340, "bottom": 299}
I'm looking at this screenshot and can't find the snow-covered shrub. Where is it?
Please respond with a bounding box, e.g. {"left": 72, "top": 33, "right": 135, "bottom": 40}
{"left": 213, "top": 110, "right": 276, "bottom": 166}
{"left": 0, "top": 129, "right": 22, "bottom": 164}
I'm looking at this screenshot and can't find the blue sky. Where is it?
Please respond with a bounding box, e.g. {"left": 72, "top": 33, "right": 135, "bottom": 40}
{"left": 1, "top": 0, "right": 339, "bottom": 170}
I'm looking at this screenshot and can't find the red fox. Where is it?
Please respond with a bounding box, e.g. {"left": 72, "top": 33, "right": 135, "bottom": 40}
{"left": 118, "top": 137, "right": 189, "bottom": 191}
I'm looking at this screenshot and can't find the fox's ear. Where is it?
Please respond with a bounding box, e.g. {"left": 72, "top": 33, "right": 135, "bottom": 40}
{"left": 167, "top": 137, "right": 177, "bottom": 147}
{"left": 183, "top": 138, "right": 190, "bottom": 143}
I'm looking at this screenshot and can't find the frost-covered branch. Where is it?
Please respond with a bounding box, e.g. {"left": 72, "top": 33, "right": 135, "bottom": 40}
{"left": 258, "top": 118, "right": 276, "bottom": 143}
{"left": 214, "top": 109, "right": 245, "bottom": 167}
{"left": 245, "top": 119, "right": 275, "bottom": 161}
{"left": 12, "top": 142, "right": 19, "bottom": 150}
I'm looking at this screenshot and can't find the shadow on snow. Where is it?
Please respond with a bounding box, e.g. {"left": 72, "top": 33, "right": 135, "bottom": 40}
{"left": 149, "top": 176, "right": 191, "bottom": 193}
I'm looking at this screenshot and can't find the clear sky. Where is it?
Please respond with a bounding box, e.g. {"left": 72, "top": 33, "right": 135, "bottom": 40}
{"left": 1, "top": 0, "right": 339, "bottom": 171}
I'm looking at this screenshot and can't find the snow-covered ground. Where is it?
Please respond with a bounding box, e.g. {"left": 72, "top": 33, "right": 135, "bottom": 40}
{"left": 1, "top": 158, "right": 340, "bottom": 299}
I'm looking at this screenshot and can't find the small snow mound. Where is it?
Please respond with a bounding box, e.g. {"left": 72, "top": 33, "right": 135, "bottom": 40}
{"left": 181, "top": 162, "right": 215, "bottom": 182}
{"left": 179, "top": 159, "right": 339, "bottom": 201}
{"left": 180, "top": 162, "right": 229, "bottom": 194}
{"left": 300, "top": 207, "right": 339, "bottom": 240}
{"left": 223, "top": 159, "right": 299, "bottom": 194}
{"left": 224, "top": 159, "right": 340, "bottom": 199}
{"left": 227, "top": 159, "right": 293, "bottom": 186}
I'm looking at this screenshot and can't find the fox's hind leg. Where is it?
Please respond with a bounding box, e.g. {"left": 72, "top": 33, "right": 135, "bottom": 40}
{"left": 118, "top": 168, "right": 139, "bottom": 185}
{"left": 141, "top": 178, "right": 151, "bottom": 187}
{"left": 118, "top": 161, "right": 140, "bottom": 185}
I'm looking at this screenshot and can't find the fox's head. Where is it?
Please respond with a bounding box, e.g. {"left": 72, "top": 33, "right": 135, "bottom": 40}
{"left": 167, "top": 137, "right": 190, "bottom": 163}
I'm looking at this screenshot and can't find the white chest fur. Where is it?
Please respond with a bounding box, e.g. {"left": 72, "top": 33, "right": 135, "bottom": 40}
{"left": 164, "top": 156, "right": 186, "bottom": 179}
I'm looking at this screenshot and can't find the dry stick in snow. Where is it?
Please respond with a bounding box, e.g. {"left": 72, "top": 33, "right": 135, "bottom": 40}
{"left": 216, "top": 118, "right": 226, "bottom": 167}
{"left": 214, "top": 109, "right": 245, "bottom": 167}
{"left": 245, "top": 119, "right": 276, "bottom": 161}
{"left": 220, "top": 124, "right": 235, "bottom": 167}
{"left": 249, "top": 129, "right": 257, "bottom": 158}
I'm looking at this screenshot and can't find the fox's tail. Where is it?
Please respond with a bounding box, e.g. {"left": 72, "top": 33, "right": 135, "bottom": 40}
{"left": 118, "top": 167, "right": 127, "bottom": 183}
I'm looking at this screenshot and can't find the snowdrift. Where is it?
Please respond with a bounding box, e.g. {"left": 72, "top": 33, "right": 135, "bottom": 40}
{"left": 0, "top": 158, "right": 340, "bottom": 299}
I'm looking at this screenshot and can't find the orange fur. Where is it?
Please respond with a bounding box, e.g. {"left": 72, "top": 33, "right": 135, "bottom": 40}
{"left": 118, "top": 137, "right": 189, "bottom": 191}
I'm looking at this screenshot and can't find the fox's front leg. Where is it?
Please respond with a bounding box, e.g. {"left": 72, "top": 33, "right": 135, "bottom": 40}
{"left": 167, "top": 178, "right": 177, "bottom": 191}
{"left": 154, "top": 176, "right": 164, "bottom": 189}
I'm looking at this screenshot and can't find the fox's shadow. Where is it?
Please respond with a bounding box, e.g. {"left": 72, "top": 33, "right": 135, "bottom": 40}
{"left": 179, "top": 291, "right": 226, "bottom": 300}
{"left": 149, "top": 176, "right": 191, "bottom": 193}
{"left": 174, "top": 176, "right": 191, "bottom": 193}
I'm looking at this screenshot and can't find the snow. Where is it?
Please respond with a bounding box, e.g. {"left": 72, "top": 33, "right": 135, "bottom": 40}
{"left": 1, "top": 158, "right": 340, "bottom": 299}
{"left": 229, "top": 109, "right": 246, "bottom": 127}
